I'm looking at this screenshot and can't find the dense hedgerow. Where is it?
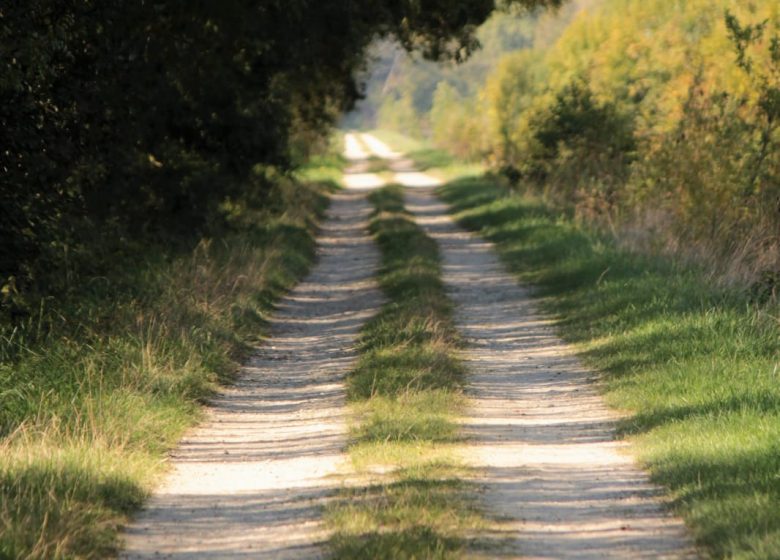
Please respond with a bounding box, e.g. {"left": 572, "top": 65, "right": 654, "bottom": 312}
{"left": 360, "top": 0, "right": 780, "bottom": 291}
{"left": 0, "top": 0, "right": 559, "bottom": 320}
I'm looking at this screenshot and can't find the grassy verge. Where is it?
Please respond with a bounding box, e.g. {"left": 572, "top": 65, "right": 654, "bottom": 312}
{"left": 326, "top": 185, "right": 485, "bottom": 559}
{"left": 367, "top": 130, "right": 427, "bottom": 154}
{"left": 440, "top": 174, "right": 780, "bottom": 559}
{"left": 367, "top": 130, "right": 483, "bottom": 181}
{"left": 0, "top": 164, "right": 338, "bottom": 559}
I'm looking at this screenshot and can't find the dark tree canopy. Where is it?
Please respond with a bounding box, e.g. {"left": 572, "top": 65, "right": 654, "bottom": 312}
{"left": 0, "top": 0, "right": 557, "bottom": 306}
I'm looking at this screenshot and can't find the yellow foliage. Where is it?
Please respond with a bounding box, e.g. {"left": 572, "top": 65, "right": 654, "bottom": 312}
{"left": 475, "top": 0, "right": 780, "bottom": 284}
{"left": 539, "top": 0, "right": 779, "bottom": 136}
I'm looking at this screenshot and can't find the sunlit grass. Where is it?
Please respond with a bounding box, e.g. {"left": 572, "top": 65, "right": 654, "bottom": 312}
{"left": 328, "top": 464, "right": 485, "bottom": 560}
{"left": 441, "top": 175, "right": 780, "bottom": 559}
{"left": 368, "top": 129, "right": 484, "bottom": 181}
{"left": 0, "top": 168, "right": 333, "bottom": 559}
{"left": 0, "top": 439, "right": 152, "bottom": 559}
{"left": 368, "top": 130, "right": 427, "bottom": 153}
{"left": 327, "top": 184, "right": 488, "bottom": 559}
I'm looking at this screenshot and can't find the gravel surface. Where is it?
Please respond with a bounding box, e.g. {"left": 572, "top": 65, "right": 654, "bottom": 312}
{"left": 360, "top": 132, "right": 697, "bottom": 559}
{"left": 120, "top": 136, "right": 384, "bottom": 559}
{"left": 120, "top": 131, "right": 697, "bottom": 559}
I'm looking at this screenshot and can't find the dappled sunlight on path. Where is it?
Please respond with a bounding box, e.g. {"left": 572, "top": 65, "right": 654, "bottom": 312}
{"left": 120, "top": 137, "right": 384, "bottom": 559}
{"left": 344, "top": 132, "right": 370, "bottom": 161}
{"left": 359, "top": 132, "right": 402, "bottom": 160}
{"left": 342, "top": 132, "right": 386, "bottom": 190}
{"left": 367, "top": 134, "right": 696, "bottom": 558}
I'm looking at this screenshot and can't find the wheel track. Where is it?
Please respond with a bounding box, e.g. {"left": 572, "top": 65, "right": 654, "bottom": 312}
{"left": 359, "top": 132, "right": 697, "bottom": 559}
{"left": 120, "top": 138, "right": 384, "bottom": 559}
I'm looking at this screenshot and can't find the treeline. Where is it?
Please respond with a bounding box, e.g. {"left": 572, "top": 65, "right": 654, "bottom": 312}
{"left": 3, "top": 4, "right": 570, "bottom": 555}
{"left": 370, "top": 0, "right": 780, "bottom": 292}
{"left": 347, "top": 2, "right": 589, "bottom": 151}
{"left": 1, "top": 0, "right": 560, "bottom": 320}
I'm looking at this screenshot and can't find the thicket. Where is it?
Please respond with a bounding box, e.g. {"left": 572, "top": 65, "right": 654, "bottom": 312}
{"left": 368, "top": 0, "right": 780, "bottom": 291}
{"left": 1, "top": 0, "right": 563, "bottom": 322}
{"left": 492, "top": 0, "right": 780, "bottom": 291}
{"left": 346, "top": 1, "right": 588, "bottom": 143}
{"left": 345, "top": 8, "right": 539, "bottom": 139}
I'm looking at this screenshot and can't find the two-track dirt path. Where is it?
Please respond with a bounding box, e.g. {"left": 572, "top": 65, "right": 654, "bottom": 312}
{"left": 121, "top": 130, "right": 695, "bottom": 559}
{"left": 120, "top": 134, "right": 384, "bottom": 559}
{"left": 359, "top": 133, "right": 696, "bottom": 559}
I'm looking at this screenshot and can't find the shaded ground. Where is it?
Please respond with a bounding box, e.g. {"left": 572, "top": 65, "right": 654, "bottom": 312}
{"left": 359, "top": 132, "right": 697, "bottom": 559}
{"left": 120, "top": 139, "right": 384, "bottom": 559}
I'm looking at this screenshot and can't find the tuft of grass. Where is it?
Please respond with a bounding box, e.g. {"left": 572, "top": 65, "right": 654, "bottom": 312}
{"left": 0, "top": 167, "right": 334, "bottom": 559}
{"left": 440, "top": 175, "right": 780, "bottom": 559}
{"left": 329, "top": 465, "right": 481, "bottom": 560}
{"left": 327, "top": 184, "right": 486, "bottom": 559}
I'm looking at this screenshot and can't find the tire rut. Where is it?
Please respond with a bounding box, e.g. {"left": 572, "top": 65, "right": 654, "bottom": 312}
{"left": 120, "top": 165, "right": 384, "bottom": 559}
{"left": 358, "top": 132, "right": 697, "bottom": 559}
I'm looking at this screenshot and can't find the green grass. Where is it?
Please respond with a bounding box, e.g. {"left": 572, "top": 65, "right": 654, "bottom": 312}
{"left": 368, "top": 129, "right": 484, "bottom": 180}
{"left": 0, "top": 166, "right": 336, "bottom": 559}
{"left": 368, "top": 130, "right": 427, "bottom": 154}
{"left": 327, "top": 184, "right": 487, "bottom": 559}
{"left": 369, "top": 129, "right": 454, "bottom": 171}
{"left": 440, "top": 174, "right": 780, "bottom": 559}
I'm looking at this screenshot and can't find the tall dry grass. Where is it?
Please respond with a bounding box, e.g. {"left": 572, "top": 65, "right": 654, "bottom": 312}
{"left": 0, "top": 172, "right": 331, "bottom": 559}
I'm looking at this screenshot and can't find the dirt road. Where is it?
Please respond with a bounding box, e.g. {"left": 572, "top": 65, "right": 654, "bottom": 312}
{"left": 120, "top": 134, "right": 384, "bottom": 559}
{"left": 359, "top": 132, "right": 696, "bottom": 559}
{"left": 120, "top": 131, "right": 695, "bottom": 559}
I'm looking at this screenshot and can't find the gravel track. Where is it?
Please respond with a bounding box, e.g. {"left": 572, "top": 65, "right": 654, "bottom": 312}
{"left": 120, "top": 137, "right": 383, "bottom": 559}
{"left": 119, "top": 130, "right": 697, "bottom": 559}
{"left": 359, "top": 132, "right": 697, "bottom": 559}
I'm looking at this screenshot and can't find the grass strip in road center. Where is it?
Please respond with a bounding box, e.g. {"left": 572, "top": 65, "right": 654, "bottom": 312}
{"left": 326, "top": 184, "right": 485, "bottom": 559}
{"left": 440, "top": 175, "right": 780, "bottom": 559}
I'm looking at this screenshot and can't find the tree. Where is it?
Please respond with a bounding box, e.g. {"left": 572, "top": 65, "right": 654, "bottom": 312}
{"left": 0, "top": 0, "right": 560, "bottom": 310}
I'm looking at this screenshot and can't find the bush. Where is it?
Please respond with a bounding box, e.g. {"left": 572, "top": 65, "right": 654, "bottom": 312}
{"left": 476, "top": 2, "right": 780, "bottom": 290}
{"left": 523, "top": 80, "right": 635, "bottom": 215}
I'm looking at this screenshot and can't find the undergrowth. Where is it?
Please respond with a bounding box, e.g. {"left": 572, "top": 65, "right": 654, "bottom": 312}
{"left": 327, "top": 184, "right": 485, "bottom": 559}
{"left": 441, "top": 175, "right": 780, "bottom": 559}
{"left": 0, "top": 165, "right": 337, "bottom": 559}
